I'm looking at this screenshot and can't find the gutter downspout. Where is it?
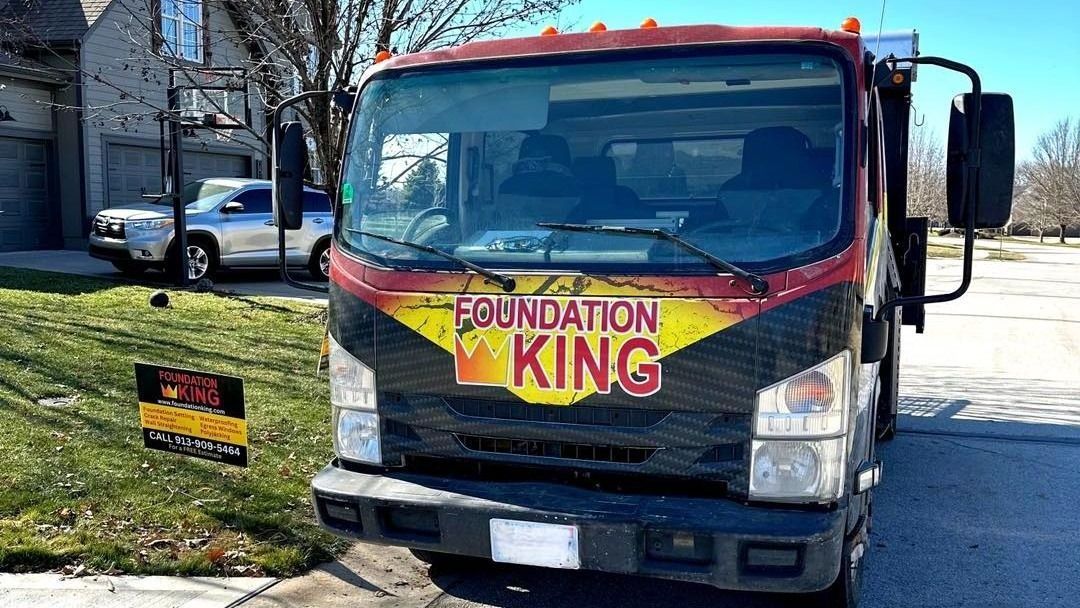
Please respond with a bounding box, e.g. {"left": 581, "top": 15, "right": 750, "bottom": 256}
{"left": 74, "top": 40, "right": 89, "bottom": 239}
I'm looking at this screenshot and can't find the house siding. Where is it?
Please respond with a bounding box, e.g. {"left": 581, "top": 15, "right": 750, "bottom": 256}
{"left": 80, "top": 0, "right": 266, "bottom": 217}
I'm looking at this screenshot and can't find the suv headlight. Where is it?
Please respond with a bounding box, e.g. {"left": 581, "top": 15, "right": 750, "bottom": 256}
{"left": 127, "top": 218, "right": 174, "bottom": 231}
{"left": 750, "top": 351, "right": 850, "bottom": 503}
{"left": 329, "top": 334, "right": 381, "bottom": 464}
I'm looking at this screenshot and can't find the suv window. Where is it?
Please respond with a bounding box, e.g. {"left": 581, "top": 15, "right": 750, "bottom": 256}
{"left": 230, "top": 188, "right": 272, "bottom": 213}
{"left": 303, "top": 190, "right": 332, "bottom": 213}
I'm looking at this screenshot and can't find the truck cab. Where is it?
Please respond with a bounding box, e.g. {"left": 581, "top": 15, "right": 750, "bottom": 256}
{"left": 273, "top": 19, "right": 1014, "bottom": 607}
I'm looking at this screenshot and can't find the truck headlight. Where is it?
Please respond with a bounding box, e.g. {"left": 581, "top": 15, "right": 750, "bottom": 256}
{"left": 329, "top": 334, "right": 381, "bottom": 464}
{"left": 754, "top": 350, "right": 850, "bottom": 439}
{"left": 750, "top": 351, "right": 851, "bottom": 502}
{"left": 127, "top": 218, "right": 174, "bottom": 231}
{"left": 749, "top": 438, "right": 845, "bottom": 502}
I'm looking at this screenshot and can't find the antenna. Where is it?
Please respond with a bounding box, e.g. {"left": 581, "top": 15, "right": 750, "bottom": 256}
{"left": 874, "top": 0, "right": 888, "bottom": 58}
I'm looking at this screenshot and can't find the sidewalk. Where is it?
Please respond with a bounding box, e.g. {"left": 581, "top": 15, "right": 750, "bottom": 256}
{"left": 0, "top": 574, "right": 277, "bottom": 608}
{"left": 0, "top": 545, "right": 448, "bottom": 608}
{"left": 0, "top": 250, "right": 327, "bottom": 302}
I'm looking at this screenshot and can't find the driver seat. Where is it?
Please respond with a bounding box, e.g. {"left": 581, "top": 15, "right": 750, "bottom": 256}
{"left": 496, "top": 134, "right": 580, "bottom": 228}
{"left": 714, "top": 127, "right": 827, "bottom": 228}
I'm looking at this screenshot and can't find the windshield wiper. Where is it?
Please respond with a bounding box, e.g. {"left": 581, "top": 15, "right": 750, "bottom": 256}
{"left": 536, "top": 222, "right": 769, "bottom": 295}
{"left": 348, "top": 229, "right": 516, "bottom": 292}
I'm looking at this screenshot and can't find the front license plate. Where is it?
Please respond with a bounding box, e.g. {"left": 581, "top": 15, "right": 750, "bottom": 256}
{"left": 489, "top": 519, "right": 580, "bottom": 569}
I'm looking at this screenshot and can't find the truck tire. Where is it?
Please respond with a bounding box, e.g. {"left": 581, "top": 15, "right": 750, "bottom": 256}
{"left": 813, "top": 542, "right": 866, "bottom": 608}
{"left": 875, "top": 307, "right": 901, "bottom": 441}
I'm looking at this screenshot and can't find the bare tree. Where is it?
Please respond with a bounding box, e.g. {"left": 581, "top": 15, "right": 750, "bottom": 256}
{"left": 2, "top": 0, "right": 579, "bottom": 196}
{"left": 1016, "top": 118, "right": 1080, "bottom": 243}
{"left": 906, "top": 126, "right": 947, "bottom": 225}
{"left": 1, "top": 0, "right": 270, "bottom": 157}
{"left": 228, "top": 0, "right": 578, "bottom": 196}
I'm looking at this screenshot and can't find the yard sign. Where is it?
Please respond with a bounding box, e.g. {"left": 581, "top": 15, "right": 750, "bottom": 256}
{"left": 135, "top": 363, "right": 248, "bottom": 467}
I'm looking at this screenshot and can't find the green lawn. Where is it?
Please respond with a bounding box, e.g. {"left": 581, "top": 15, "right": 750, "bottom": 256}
{"left": 1002, "top": 236, "right": 1080, "bottom": 248}
{"left": 927, "top": 243, "right": 964, "bottom": 259}
{"left": 927, "top": 242, "right": 1026, "bottom": 261}
{"left": 0, "top": 269, "right": 345, "bottom": 576}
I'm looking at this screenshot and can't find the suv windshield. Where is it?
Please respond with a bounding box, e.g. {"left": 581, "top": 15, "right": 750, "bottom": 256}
{"left": 338, "top": 50, "right": 850, "bottom": 273}
{"left": 152, "top": 182, "right": 236, "bottom": 211}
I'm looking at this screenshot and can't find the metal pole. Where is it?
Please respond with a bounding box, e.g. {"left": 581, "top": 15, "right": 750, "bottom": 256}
{"left": 166, "top": 85, "right": 189, "bottom": 287}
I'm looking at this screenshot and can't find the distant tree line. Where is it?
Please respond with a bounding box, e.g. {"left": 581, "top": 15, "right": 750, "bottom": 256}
{"left": 909, "top": 118, "right": 1080, "bottom": 243}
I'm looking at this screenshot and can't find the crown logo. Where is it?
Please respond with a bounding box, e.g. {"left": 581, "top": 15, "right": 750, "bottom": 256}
{"left": 454, "top": 334, "right": 510, "bottom": 386}
{"left": 160, "top": 383, "right": 179, "bottom": 399}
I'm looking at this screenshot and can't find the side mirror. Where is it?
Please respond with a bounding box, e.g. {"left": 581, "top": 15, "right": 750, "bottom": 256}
{"left": 221, "top": 201, "right": 244, "bottom": 214}
{"left": 861, "top": 308, "right": 889, "bottom": 364}
{"left": 274, "top": 121, "right": 306, "bottom": 231}
{"left": 946, "top": 93, "right": 1015, "bottom": 228}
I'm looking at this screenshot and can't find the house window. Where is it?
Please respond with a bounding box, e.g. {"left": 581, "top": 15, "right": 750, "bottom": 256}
{"left": 161, "top": 0, "right": 203, "bottom": 62}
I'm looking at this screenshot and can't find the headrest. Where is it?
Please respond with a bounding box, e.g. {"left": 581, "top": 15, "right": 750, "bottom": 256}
{"left": 741, "top": 127, "right": 811, "bottom": 172}
{"left": 500, "top": 134, "right": 578, "bottom": 197}
{"left": 572, "top": 156, "right": 617, "bottom": 188}
{"left": 518, "top": 134, "right": 572, "bottom": 167}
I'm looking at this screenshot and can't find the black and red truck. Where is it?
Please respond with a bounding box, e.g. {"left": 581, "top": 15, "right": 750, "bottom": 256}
{"left": 271, "top": 17, "right": 1015, "bottom": 606}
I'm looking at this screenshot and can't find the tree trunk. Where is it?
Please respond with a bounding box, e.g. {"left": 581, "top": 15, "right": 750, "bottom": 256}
{"left": 1060, "top": 225, "right": 1068, "bottom": 244}
{"left": 1039, "top": 229, "right": 1045, "bottom": 243}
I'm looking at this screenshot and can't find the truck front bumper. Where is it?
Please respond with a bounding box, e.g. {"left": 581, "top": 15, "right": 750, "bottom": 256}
{"left": 311, "top": 461, "right": 846, "bottom": 592}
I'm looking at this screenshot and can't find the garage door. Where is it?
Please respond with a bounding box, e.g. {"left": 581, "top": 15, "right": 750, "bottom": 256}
{"left": 106, "top": 144, "right": 250, "bottom": 207}
{"left": 0, "top": 136, "right": 56, "bottom": 252}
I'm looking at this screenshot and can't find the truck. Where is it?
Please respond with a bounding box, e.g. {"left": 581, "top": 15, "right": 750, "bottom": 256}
{"left": 270, "top": 17, "right": 1015, "bottom": 607}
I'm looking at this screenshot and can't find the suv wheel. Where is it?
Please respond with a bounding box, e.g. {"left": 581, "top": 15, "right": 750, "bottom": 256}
{"left": 167, "top": 237, "right": 218, "bottom": 282}
{"left": 309, "top": 240, "right": 331, "bottom": 281}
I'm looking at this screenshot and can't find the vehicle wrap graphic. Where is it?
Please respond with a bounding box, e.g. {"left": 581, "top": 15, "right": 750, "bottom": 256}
{"left": 375, "top": 292, "right": 756, "bottom": 404}
{"left": 329, "top": 241, "right": 862, "bottom": 409}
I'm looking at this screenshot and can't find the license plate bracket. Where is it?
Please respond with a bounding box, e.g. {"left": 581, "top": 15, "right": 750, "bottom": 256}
{"left": 489, "top": 518, "right": 580, "bottom": 569}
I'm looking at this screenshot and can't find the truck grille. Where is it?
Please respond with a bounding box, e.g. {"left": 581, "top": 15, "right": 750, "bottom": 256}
{"left": 378, "top": 393, "right": 752, "bottom": 497}
{"left": 444, "top": 396, "right": 668, "bottom": 428}
{"left": 454, "top": 433, "right": 658, "bottom": 464}
{"left": 93, "top": 215, "right": 125, "bottom": 239}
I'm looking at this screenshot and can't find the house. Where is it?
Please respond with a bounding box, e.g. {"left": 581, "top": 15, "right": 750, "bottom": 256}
{"left": 0, "top": 0, "right": 267, "bottom": 252}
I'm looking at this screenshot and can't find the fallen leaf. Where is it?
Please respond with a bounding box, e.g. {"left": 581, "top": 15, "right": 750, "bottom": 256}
{"left": 207, "top": 547, "right": 226, "bottom": 563}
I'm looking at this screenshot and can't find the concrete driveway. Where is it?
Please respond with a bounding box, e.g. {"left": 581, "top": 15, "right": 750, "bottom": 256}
{"left": 243, "top": 239, "right": 1080, "bottom": 608}
{"left": 0, "top": 250, "right": 327, "bottom": 302}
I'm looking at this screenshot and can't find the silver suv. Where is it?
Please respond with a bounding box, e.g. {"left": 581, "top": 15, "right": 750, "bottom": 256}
{"left": 89, "top": 178, "right": 333, "bottom": 281}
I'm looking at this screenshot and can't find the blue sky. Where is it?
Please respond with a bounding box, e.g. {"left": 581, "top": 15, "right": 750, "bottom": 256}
{"left": 510, "top": 0, "right": 1080, "bottom": 160}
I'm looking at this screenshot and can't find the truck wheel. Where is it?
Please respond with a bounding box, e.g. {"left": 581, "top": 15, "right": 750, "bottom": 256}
{"left": 308, "top": 240, "right": 330, "bottom": 281}
{"left": 813, "top": 540, "right": 866, "bottom": 608}
{"left": 875, "top": 307, "right": 901, "bottom": 441}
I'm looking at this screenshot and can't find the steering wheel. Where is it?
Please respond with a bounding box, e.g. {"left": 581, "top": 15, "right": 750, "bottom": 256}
{"left": 401, "top": 207, "right": 451, "bottom": 242}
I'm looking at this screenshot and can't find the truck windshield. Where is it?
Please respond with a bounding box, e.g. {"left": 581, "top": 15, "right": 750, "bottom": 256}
{"left": 338, "top": 50, "right": 850, "bottom": 273}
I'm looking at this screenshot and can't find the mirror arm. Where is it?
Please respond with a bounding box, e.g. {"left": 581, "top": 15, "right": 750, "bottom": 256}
{"left": 272, "top": 90, "right": 335, "bottom": 294}
{"left": 875, "top": 56, "right": 982, "bottom": 322}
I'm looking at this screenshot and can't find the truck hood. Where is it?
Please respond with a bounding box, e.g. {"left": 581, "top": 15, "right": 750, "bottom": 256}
{"left": 100, "top": 204, "right": 204, "bottom": 220}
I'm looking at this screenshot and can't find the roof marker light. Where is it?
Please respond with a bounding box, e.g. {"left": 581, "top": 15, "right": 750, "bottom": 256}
{"left": 374, "top": 50, "right": 392, "bottom": 63}
{"left": 540, "top": 25, "right": 559, "bottom": 36}
{"left": 841, "top": 16, "right": 861, "bottom": 34}
{"left": 589, "top": 21, "right": 607, "bottom": 32}
{"left": 640, "top": 17, "right": 658, "bottom": 29}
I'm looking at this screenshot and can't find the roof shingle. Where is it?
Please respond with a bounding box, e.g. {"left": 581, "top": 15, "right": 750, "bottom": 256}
{"left": 1, "top": 0, "right": 113, "bottom": 43}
